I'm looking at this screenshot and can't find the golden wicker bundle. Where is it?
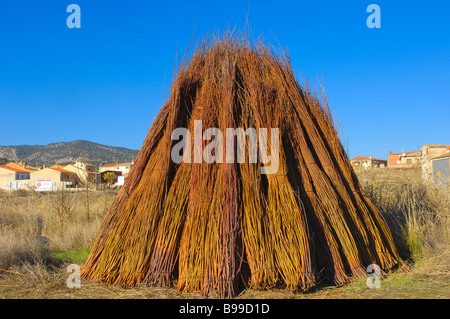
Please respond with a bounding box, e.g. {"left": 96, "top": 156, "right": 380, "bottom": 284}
{"left": 81, "top": 35, "right": 404, "bottom": 298}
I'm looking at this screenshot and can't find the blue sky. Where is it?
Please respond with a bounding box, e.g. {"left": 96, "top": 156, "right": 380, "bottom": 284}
{"left": 0, "top": 1, "right": 448, "bottom": 160}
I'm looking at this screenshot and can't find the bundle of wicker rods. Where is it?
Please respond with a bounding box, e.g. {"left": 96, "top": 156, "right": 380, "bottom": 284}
{"left": 81, "top": 34, "right": 405, "bottom": 298}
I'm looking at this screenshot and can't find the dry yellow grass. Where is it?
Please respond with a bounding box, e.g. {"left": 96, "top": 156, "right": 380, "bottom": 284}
{"left": 0, "top": 189, "right": 115, "bottom": 269}
{"left": 0, "top": 169, "right": 448, "bottom": 299}
{"left": 357, "top": 167, "right": 449, "bottom": 279}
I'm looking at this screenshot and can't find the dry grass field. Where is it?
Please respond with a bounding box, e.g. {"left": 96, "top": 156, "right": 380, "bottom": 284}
{"left": 0, "top": 168, "right": 448, "bottom": 299}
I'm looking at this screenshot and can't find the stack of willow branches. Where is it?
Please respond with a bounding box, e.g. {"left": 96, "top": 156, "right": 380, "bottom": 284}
{"left": 81, "top": 34, "right": 405, "bottom": 298}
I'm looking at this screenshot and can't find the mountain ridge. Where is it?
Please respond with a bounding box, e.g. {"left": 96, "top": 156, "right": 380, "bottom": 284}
{"left": 0, "top": 140, "right": 139, "bottom": 166}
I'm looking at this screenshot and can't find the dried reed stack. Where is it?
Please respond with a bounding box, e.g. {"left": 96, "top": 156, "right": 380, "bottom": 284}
{"left": 81, "top": 35, "right": 404, "bottom": 297}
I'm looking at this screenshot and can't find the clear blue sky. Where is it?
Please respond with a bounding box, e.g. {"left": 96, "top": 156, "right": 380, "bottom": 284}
{"left": 0, "top": 1, "right": 448, "bottom": 160}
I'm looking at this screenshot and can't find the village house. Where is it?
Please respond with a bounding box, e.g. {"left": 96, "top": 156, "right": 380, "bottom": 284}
{"left": 387, "top": 144, "right": 449, "bottom": 184}
{"left": 99, "top": 161, "right": 134, "bottom": 175}
{"left": 5, "top": 161, "right": 38, "bottom": 171}
{"left": 0, "top": 164, "right": 31, "bottom": 190}
{"left": 30, "top": 167, "right": 77, "bottom": 191}
{"left": 350, "top": 156, "right": 387, "bottom": 169}
{"left": 0, "top": 159, "right": 133, "bottom": 191}
{"left": 64, "top": 160, "right": 96, "bottom": 183}
{"left": 388, "top": 150, "right": 422, "bottom": 167}
{"left": 420, "top": 144, "right": 450, "bottom": 183}
{"left": 422, "top": 144, "right": 450, "bottom": 159}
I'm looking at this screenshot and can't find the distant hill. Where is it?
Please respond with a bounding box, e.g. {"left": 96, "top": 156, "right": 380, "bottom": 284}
{"left": 0, "top": 140, "right": 139, "bottom": 166}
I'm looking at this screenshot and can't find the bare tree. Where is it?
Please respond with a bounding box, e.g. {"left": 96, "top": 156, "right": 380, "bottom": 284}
{"left": 78, "top": 175, "right": 93, "bottom": 221}
{"left": 50, "top": 187, "right": 77, "bottom": 238}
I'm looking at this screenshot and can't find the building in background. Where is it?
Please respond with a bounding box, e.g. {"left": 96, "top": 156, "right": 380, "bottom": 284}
{"left": 388, "top": 150, "right": 422, "bottom": 167}
{"left": 421, "top": 144, "right": 450, "bottom": 159}
{"left": 30, "top": 167, "right": 77, "bottom": 191}
{"left": 421, "top": 144, "right": 450, "bottom": 183}
{"left": 99, "top": 162, "right": 134, "bottom": 175}
{"left": 0, "top": 159, "right": 135, "bottom": 191}
{"left": 350, "top": 156, "right": 387, "bottom": 169}
{"left": 64, "top": 160, "right": 96, "bottom": 183}
{"left": 0, "top": 164, "right": 31, "bottom": 190}
{"left": 4, "top": 161, "right": 38, "bottom": 172}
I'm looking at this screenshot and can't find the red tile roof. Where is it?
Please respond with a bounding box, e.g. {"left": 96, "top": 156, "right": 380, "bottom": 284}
{"left": 351, "top": 156, "right": 369, "bottom": 161}
{"left": 389, "top": 150, "right": 421, "bottom": 156}
{"left": 0, "top": 165, "right": 30, "bottom": 173}
{"left": 5, "top": 162, "right": 33, "bottom": 170}
{"left": 100, "top": 163, "right": 118, "bottom": 167}
{"left": 49, "top": 167, "right": 75, "bottom": 174}
{"left": 351, "top": 156, "right": 387, "bottom": 162}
